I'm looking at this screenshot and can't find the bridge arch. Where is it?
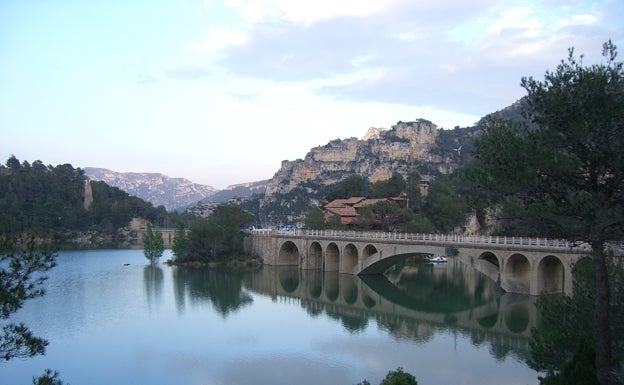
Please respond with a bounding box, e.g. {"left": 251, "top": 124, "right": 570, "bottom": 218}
{"left": 307, "top": 270, "right": 323, "bottom": 298}
{"left": 278, "top": 268, "right": 299, "bottom": 293}
{"left": 503, "top": 302, "right": 531, "bottom": 334}
{"left": 477, "top": 311, "right": 499, "bottom": 329}
{"left": 505, "top": 253, "right": 531, "bottom": 293}
{"left": 537, "top": 255, "right": 565, "bottom": 293}
{"left": 360, "top": 252, "right": 424, "bottom": 275}
{"left": 278, "top": 241, "right": 299, "bottom": 266}
{"left": 362, "top": 244, "right": 378, "bottom": 259}
{"left": 308, "top": 241, "right": 322, "bottom": 269}
{"left": 342, "top": 243, "right": 359, "bottom": 273}
{"left": 325, "top": 243, "right": 340, "bottom": 271}
{"left": 478, "top": 252, "right": 501, "bottom": 282}
{"left": 342, "top": 275, "right": 358, "bottom": 304}
{"left": 325, "top": 272, "right": 339, "bottom": 301}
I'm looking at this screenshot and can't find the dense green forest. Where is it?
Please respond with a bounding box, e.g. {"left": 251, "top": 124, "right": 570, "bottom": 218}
{"left": 0, "top": 155, "right": 184, "bottom": 245}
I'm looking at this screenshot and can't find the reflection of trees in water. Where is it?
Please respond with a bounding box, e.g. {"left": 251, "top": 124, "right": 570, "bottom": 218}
{"left": 326, "top": 310, "right": 369, "bottom": 333}
{"left": 376, "top": 316, "right": 436, "bottom": 343}
{"left": 144, "top": 265, "right": 163, "bottom": 311}
{"left": 244, "top": 264, "right": 533, "bottom": 362}
{"left": 383, "top": 257, "right": 503, "bottom": 313}
{"left": 172, "top": 267, "right": 253, "bottom": 317}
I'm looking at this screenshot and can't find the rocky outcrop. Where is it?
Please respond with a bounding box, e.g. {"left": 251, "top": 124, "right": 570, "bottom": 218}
{"left": 264, "top": 119, "right": 462, "bottom": 198}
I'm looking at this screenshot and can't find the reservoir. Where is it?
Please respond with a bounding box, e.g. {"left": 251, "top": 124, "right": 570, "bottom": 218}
{"left": 3, "top": 249, "right": 539, "bottom": 384}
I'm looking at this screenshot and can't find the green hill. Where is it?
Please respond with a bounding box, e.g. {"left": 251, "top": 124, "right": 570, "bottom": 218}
{"left": 0, "top": 155, "right": 182, "bottom": 247}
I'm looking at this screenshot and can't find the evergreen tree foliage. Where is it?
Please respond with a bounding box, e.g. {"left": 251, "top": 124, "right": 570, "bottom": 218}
{"left": 183, "top": 205, "right": 254, "bottom": 262}
{"left": 473, "top": 41, "right": 624, "bottom": 384}
{"left": 303, "top": 207, "right": 326, "bottom": 230}
{"left": 369, "top": 173, "right": 406, "bottom": 198}
{"left": 355, "top": 367, "right": 418, "bottom": 385}
{"left": 422, "top": 176, "right": 468, "bottom": 233}
{"left": 404, "top": 172, "right": 423, "bottom": 212}
{"left": 325, "top": 174, "right": 367, "bottom": 201}
{"left": 171, "top": 221, "right": 189, "bottom": 262}
{"left": 0, "top": 156, "right": 179, "bottom": 244}
{"left": 529, "top": 257, "right": 624, "bottom": 384}
{"left": 0, "top": 231, "right": 64, "bottom": 383}
{"left": 143, "top": 223, "right": 164, "bottom": 264}
{"left": 355, "top": 200, "right": 414, "bottom": 231}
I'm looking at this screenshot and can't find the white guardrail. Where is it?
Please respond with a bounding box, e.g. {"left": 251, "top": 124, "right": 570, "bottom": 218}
{"left": 249, "top": 228, "right": 592, "bottom": 251}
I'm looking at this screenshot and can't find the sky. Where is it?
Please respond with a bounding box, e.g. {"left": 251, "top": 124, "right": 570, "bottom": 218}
{"left": 1, "top": 1, "right": 622, "bottom": 189}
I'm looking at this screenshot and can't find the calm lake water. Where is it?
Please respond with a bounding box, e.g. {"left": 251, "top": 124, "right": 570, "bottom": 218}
{"left": 3, "top": 249, "right": 540, "bottom": 385}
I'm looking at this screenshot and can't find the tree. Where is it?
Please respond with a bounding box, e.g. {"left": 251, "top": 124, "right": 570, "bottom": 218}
{"left": 303, "top": 207, "right": 326, "bottom": 230}
{"left": 422, "top": 177, "right": 468, "bottom": 233}
{"left": 356, "top": 367, "right": 418, "bottom": 385}
{"left": 184, "top": 205, "right": 254, "bottom": 262}
{"left": 325, "top": 174, "right": 367, "bottom": 201}
{"left": 355, "top": 200, "right": 413, "bottom": 231}
{"left": 528, "top": 257, "right": 624, "bottom": 384}
{"left": 404, "top": 172, "right": 423, "bottom": 212}
{"left": 0, "top": 231, "right": 64, "bottom": 383}
{"left": 369, "top": 173, "right": 407, "bottom": 198}
{"left": 143, "top": 223, "right": 164, "bottom": 264}
{"left": 171, "top": 221, "right": 189, "bottom": 262}
{"left": 473, "top": 41, "right": 624, "bottom": 384}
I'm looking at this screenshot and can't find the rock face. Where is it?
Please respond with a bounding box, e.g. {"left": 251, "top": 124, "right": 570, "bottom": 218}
{"left": 264, "top": 119, "right": 461, "bottom": 198}
{"left": 84, "top": 167, "right": 218, "bottom": 211}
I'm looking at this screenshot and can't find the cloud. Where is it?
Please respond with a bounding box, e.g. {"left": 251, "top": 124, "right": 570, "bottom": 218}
{"left": 136, "top": 74, "right": 158, "bottom": 85}
{"left": 224, "top": 0, "right": 403, "bottom": 26}
{"left": 164, "top": 66, "right": 215, "bottom": 79}
{"left": 229, "top": 91, "right": 260, "bottom": 101}
{"left": 187, "top": 27, "right": 250, "bottom": 54}
{"left": 185, "top": 0, "right": 622, "bottom": 120}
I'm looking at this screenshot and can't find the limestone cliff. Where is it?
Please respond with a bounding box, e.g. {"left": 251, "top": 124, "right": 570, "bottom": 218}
{"left": 84, "top": 167, "right": 217, "bottom": 211}
{"left": 264, "top": 119, "right": 467, "bottom": 198}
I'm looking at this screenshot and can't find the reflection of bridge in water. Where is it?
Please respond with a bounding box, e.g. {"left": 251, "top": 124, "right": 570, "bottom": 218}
{"left": 244, "top": 262, "right": 537, "bottom": 357}
{"left": 247, "top": 229, "right": 592, "bottom": 295}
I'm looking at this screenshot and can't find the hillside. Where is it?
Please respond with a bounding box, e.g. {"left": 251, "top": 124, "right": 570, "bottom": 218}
{"left": 207, "top": 180, "right": 268, "bottom": 203}
{"left": 0, "top": 156, "right": 178, "bottom": 246}
{"left": 263, "top": 119, "right": 479, "bottom": 199}
{"left": 84, "top": 167, "right": 218, "bottom": 211}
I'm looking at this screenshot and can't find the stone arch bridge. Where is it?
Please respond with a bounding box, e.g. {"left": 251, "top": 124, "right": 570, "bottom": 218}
{"left": 247, "top": 229, "right": 592, "bottom": 295}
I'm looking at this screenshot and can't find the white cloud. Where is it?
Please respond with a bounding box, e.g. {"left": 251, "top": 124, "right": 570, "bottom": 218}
{"left": 555, "top": 13, "right": 599, "bottom": 29}
{"left": 487, "top": 6, "right": 545, "bottom": 38}
{"left": 188, "top": 27, "right": 250, "bottom": 54}
{"left": 224, "top": 0, "right": 403, "bottom": 26}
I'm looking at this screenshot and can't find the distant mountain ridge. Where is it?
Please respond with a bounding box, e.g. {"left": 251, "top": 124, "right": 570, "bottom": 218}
{"left": 84, "top": 167, "right": 219, "bottom": 212}
{"left": 84, "top": 101, "right": 523, "bottom": 216}
{"left": 207, "top": 180, "right": 268, "bottom": 203}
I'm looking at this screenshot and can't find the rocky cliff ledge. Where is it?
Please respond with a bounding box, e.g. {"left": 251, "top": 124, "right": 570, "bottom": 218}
{"left": 265, "top": 119, "right": 462, "bottom": 198}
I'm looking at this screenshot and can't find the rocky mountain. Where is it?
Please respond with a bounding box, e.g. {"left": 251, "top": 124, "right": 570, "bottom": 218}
{"left": 83, "top": 167, "right": 218, "bottom": 212}
{"left": 207, "top": 180, "right": 268, "bottom": 203}
{"left": 263, "top": 119, "right": 479, "bottom": 199}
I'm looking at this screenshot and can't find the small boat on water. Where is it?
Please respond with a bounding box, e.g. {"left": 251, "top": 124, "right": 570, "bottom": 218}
{"left": 424, "top": 255, "right": 448, "bottom": 264}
